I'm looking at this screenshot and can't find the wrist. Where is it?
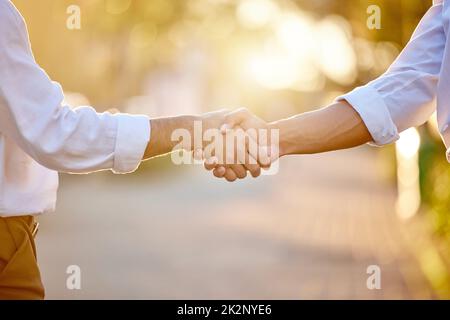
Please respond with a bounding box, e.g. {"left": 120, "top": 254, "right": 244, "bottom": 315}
{"left": 269, "top": 121, "right": 289, "bottom": 157}
{"left": 179, "top": 115, "right": 200, "bottom": 151}
{"left": 181, "top": 115, "right": 199, "bottom": 138}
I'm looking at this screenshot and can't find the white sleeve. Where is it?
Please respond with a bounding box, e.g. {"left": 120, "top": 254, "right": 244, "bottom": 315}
{"left": 0, "top": 1, "right": 150, "bottom": 174}
{"left": 338, "top": 3, "right": 445, "bottom": 146}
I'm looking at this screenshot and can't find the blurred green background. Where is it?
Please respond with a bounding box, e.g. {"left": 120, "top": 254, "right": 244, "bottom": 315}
{"left": 17, "top": 0, "right": 428, "bottom": 117}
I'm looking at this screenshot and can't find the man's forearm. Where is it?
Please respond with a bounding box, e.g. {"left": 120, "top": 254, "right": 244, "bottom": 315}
{"left": 143, "top": 115, "right": 198, "bottom": 159}
{"left": 271, "top": 101, "right": 372, "bottom": 156}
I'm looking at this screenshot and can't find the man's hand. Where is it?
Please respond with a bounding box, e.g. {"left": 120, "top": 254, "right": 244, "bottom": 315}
{"left": 199, "top": 110, "right": 262, "bottom": 181}
{"left": 204, "top": 108, "right": 279, "bottom": 181}
{"left": 142, "top": 109, "right": 273, "bottom": 182}
{"left": 222, "top": 108, "right": 275, "bottom": 167}
{"left": 143, "top": 101, "right": 372, "bottom": 182}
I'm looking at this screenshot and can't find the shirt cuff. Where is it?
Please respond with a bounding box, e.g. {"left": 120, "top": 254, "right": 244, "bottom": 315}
{"left": 337, "top": 85, "right": 400, "bottom": 146}
{"left": 112, "top": 114, "right": 150, "bottom": 174}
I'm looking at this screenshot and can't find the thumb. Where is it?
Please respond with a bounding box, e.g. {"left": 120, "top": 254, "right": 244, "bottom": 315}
{"left": 220, "top": 108, "right": 249, "bottom": 133}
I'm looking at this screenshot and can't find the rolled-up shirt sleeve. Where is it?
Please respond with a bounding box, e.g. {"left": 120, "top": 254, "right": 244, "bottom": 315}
{"left": 338, "top": 2, "right": 445, "bottom": 146}
{"left": 0, "top": 1, "right": 150, "bottom": 174}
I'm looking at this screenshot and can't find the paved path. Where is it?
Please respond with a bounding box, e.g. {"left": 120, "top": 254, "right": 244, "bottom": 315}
{"left": 37, "top": 147, "right": 434, "bottom": 299}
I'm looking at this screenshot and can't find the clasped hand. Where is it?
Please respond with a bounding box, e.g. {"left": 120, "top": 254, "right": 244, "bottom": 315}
{"left": 196, "top": 108, "right": 279, "bottom": 182}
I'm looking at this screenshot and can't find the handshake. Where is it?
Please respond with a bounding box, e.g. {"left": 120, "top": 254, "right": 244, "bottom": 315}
{"left": 146, "top": 100, "right": 367, "bottom": 179}
{"left": 171, "top": 108, "right": 281, "bottom": 182}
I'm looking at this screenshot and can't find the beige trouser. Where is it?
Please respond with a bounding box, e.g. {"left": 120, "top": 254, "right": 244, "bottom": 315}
{"left": 0, "top": 216, "right": 45, "bottom": 299}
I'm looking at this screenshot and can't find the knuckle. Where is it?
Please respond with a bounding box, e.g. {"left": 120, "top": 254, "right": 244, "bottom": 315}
{"left": 237, "top": 107, "right": 249, "bottom": 115}
{"left": 236, "top": 169, "right": 247, "bottom": 179}
{"left": 251, "top": 166, "right": 262, "bottom": 177}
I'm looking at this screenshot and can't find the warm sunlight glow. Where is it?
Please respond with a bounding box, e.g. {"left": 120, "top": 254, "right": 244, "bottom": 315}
{"left": 396, "top": 128, "right": 421, "bottom": 220}
{"left": 240, "top": 12, "right": 360, "bottom": 90}
{"left": 397, "top": 127, "right": 421, "bottom": 160}
{"left": 106, "top": 0, "right": 132, "bottom": 15}
{"left": 236, "top": 0, "right": 279, "bottom": 29}
{"left": 315, "top": 16, "right": 357, "bottom": 85}
{"left": 130, "top": 23, "right": 157, "bottom": 48}
{"left": 246, "top": 43, "right": 300, "bottom": 90}
{"left": 275, "top": 13, "right": 314, "bottom": 58}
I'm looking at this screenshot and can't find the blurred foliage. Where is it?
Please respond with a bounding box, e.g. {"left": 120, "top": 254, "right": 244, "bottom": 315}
{"left": 420, "top": 129, "right": 450, "bottom": 242}
{"left": 13, "top": 0, "right": 430, "bottom": 118}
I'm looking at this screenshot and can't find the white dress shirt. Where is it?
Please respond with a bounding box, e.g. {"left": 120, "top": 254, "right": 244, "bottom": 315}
{"left": 339, "top": 0, "right": 450, "bottom": 161}
{"left": 0, "top": 1, "right": 150, "bottom": 217}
